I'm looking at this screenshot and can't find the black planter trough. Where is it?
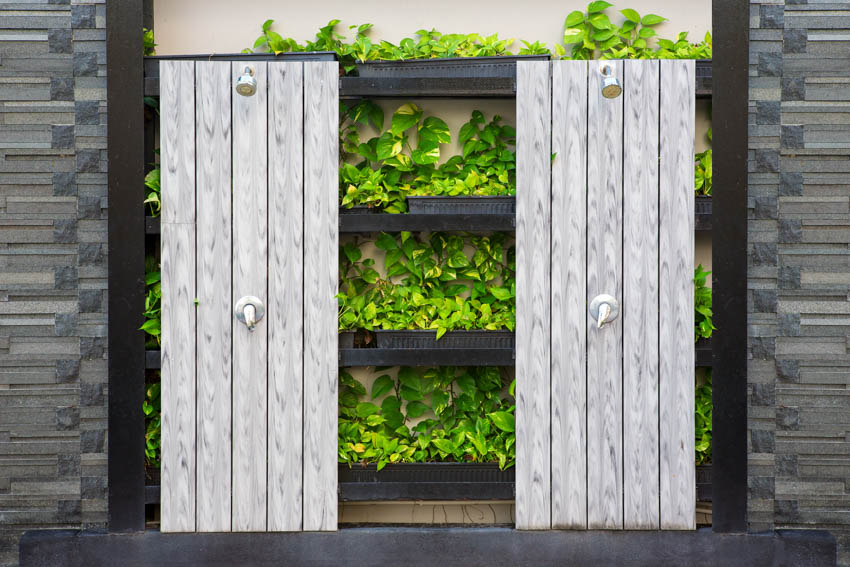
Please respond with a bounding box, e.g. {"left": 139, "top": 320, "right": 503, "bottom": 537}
{"left": 406, "top": 195, "right": 515, "bottom": 215}
{"left": 355, "top": 54, "right": 549, "bottom": 78}
{"left": 339, "top": 205, "right": 381, "bottom": 215}
{"left": 372, "top": 329, "right": 515, "bottom": 349}
{"left": 339, "top": 461, "right": 515, "bottom": 501}
{"left": 696, "top": 464, "right": 712, "bottom": 502}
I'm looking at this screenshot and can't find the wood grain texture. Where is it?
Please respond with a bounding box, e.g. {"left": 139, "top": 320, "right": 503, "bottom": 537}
{"left": 586, "top": 60, "right": 624, "bottom": 530}
{"left": 302, "top": 61, "right": 338, "bottom": 532}
{"left": 194, "top": 61, "right": 232, "bottom": 533}
{"left": 622, "top": 60, "right": 660, "bottom": 530}
{"left": 160, "top": 61, "right": 195, "bottom": 224}
{"left": 159, "top": 60, "right": 196, "bottom": 534}
{"left": 515, "top": 60, "right": 551, "bottom": 531}
{"left": 231, "top": 61, "right": 268, "bottom": 532}
{"left": 267, "top": 62, "right": 304, "bottom": 532}
{"left": 550, "top": 60, "right": 588, "bottom": 530}
{"left": 659, "top": 60, "right": 696, "bottom": 530}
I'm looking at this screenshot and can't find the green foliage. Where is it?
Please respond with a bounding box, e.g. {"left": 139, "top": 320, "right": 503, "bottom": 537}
{"left": 695, "top": 369, "right": 712, "bottom": 465}
{"left": 694, "top": 264, "right": 714, "bottom": 342}
{"left": 140, "top": 256, "right": 161, "bottom": 347}
{"left": 143, "top": 27, "right": 156, "bottom": 56}
{"left": 144, "top": 166, "right": 161, "bottom": 217}
{"left": 339, "top": 366, "right": 516, "bottom": 470}
{"left": 562, "top": 3, "right": 711, "bottom": 59}
{"left": 695, "top": 127, "right": 712, "bottom": 196}
{"left": 339, "top": 232, "right": 515, "bottom": 337}
{"left": 340, "top": 104, "right": 516, "bottom": 212}
{"left": 143, "top": 379, "right": 162, "bottom": 467}
{"left": 247, "top": 5, "right": 711, "bottom": 68}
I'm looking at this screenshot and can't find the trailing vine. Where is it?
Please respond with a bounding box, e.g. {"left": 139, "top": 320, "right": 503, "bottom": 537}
{"left": 339, "top": 232, "right": 515, "bottom": 337}
{"left": 695, "top": 369, "right": 712, "bottom": 465}
{"left": 339, "top": 366, "right": 515, "bottom": 470}
{"left": 694, "top": 264, "right": 714, "bottom": 342}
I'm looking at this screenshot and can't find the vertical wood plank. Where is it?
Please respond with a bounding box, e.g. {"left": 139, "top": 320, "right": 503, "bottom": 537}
{"left": 194, "top": 61, "right": 232, "bottom": 533}
{"left": 623, "top": 60, "right": 660, "bottom": 530}
{"left": 659, "top": 59, "right": 696, "bottom": 530}
{"left": 231, "top": 61, "right": 268, "bottom": 532}
{"left": 268, "top": 62, "right": 304, "bottom": 532}
{"left": 586, "top": 60, "right": 624, "bottom": 530}
{"left": 159, "top": 60, "right": 196, "bottom": 533}
{"left": 550, "top": 60, "right": 588, "bottom": 530}
{"left": 302, "top": 61, "right": 338, "bottom": 532}
{"left": 515, "top": 60, "right": 551, "bottom": 530}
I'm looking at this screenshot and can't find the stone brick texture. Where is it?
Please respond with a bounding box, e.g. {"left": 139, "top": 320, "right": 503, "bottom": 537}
{"left": 749, "top": 2, "right": 850, "bottom": 564}
{"left": 0, "top": 1, "right": 107, "bottom": 566}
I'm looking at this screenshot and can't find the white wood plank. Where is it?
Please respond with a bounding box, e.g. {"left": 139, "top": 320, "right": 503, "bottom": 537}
{"left": 586, "top": 60, "right": 624, "bottom": 530}
{"left": 160, "top": 60, "right": 195, "bottom": 224}
{"left": 159, "top": 60, "right": 196, "bottom": 534}
{"left": 231, "top": 61, "right": 268, "bottom": 532}
{"left": 194, "top": 61, "right": 232, "bottom": 533}
{"left": 268, "top": 62, "right": 304, "bottom": 532}
{"left": 302, "top": 61, "right": 338, "bottom": 532}
{"left": 623, "top": 60, "right": 660, "bottom": 530}
{"left": 550, "top": 60, "right": 588, "bottom": 530}
{"left": 515, "top": 60, "right": 551, "bottom": 531}
{"left": 659, "top": 59, "right": 696, "bottom": 530}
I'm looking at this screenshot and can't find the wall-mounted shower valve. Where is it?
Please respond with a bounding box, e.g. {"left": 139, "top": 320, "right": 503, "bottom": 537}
{"left": 235, "top": 296, "right": 265, "bottom": 332}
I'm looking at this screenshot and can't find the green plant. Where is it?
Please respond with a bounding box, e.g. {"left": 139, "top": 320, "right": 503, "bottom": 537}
{"left": 339, "top": 366, "right": 516, "bottom": 470}
{"left": 695, "top": 127, "right": 712, "bottom": 196}
{"left": 141, "top": 256, "right": 161, "bottom": 347}
{"left": 248, "top": 6, "right": 711, "bottom": 67}
{"left": 143, "top": 379, "right": 162, "bottom": 467}
{"left": 695, "top": 369, "right": 712, "bottom": 465}
{"left": 694, "top": 264, "right": 714, "bottom": 342}
{"left": 561, "top": 2, "right": 711, "bottom": 59}
{"left": 143, "top": 27, "right": 156, "bottom": 56}
{"left": 144, "top": 166, "right": 161, "bottom": 217}
{"left": 338, "top": 232, "right": 515, "bottom": 338}
{"left": 340, "top": 104, "right": 516, "bottom": 212}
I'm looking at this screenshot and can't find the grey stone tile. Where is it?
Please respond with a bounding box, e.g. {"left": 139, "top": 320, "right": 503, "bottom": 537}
{"left": 56, "top": 407, "right": 80, "bottom": 431}
{"left": 49, "top": 28, "right": 72, "bottom": 54}
{"left": 783, "top": 29, "right": 807, "bottom": 54}
{"left": 75, "top": 101, "right": 99, "bottom": 125}
{"left": 71, "top": 5, "right": 95, "bottom": 29}
{"left": 55, "top": 359, "right": 80, "bottom": 384}
{"left": 73, "top": 52, "right": 97, "bottom": 77}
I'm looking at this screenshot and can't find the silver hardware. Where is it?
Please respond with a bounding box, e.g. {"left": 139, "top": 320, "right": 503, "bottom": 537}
{"left": 235, "top": 66, "right": 257, "bottom": 97}
{"left": 589, "top": 294, "right": 619, "bottom": 328}
{"left": 235, "top": 296, "right": 265, "bottom": 332}
{"left": 599, "top": 63, "right": 622, "bottom": 99}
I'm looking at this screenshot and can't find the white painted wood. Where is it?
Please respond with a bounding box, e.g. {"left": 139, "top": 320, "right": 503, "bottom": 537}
{"left": 586, "top": 60, "right": 624, "bottom": 530}
{"left": 231, "top": 61, "right": 268, "bottom": 532}
{"left": 267, "top": 62, "right": 304, "bottom": 532}
{"left": 302, "top": 61, "right": 338, "bottom": 532}
{"left": 659, "top": 59, "right": 696, "bottom": 530}
{"left": 550, "top": 60, "right": 588, "bottom": 530}
{"left": 623, "top": 60, "right": 660, "bottom": 530}
{"left": 515, "top": 60, "right": 551, "bottom": 531}
{"left": 159, "top": 60, "right": 196, "bottom": 534}
{"left": 194, "top": 61, "right": 232, "bottom": 533}
{"left": 160, "top": 61, "right": 195, "bottom": 225}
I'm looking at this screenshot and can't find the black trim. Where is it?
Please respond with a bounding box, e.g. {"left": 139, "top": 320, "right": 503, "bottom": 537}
{"left": 106, "top": 0, "right": 146, "bottom": 533}
{"left": 712, "top": 0, "right": 749, "bottom": 534}
{"left": 19, "top": 528, "right": 836, "bottom": 567}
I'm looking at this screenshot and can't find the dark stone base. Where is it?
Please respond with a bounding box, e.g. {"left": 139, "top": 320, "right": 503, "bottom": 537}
{"left": 20, "top": 527, "right": 835, "bottom": 567}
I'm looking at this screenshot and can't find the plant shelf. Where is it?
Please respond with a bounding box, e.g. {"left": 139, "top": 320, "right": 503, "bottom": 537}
{"left": 339, "top": 462, "right": 515, "bottom": 501}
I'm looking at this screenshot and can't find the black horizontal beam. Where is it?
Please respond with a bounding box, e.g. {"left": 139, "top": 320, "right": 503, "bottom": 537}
{"left": 19, "top": 527, "right": 836, "bottom": 567}
{"left": 696, "top": 338, "right": 713, "bottom": 367}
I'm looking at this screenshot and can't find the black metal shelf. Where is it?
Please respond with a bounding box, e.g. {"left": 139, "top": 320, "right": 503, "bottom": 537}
{"left": 143, "top": 56, "right": 711, "bottom": 99}
{"left": 339, "top": 463, "right": 515, "bottom": 501}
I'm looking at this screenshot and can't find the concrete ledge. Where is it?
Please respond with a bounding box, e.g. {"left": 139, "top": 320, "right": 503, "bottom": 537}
{"left": 20, "top": 527, "right": 835, "bottom": 567}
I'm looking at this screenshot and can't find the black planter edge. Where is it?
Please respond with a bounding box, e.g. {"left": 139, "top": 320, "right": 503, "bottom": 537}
{"left": 19, "top": 527, "right": 836, "bottom": 567}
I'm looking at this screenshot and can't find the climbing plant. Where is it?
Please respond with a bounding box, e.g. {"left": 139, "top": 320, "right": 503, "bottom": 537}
{"left": 339, "top": 366, "right": 515, "bottom": 470}
{"left": 695, "top": 369, "right": 712, "bottom": 465}
{"left": 694, "top": 264, "right": 714, "bottom": 341}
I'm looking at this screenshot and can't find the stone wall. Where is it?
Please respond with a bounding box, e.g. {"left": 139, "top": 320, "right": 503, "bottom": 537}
{"left": 748, "top": 1, "right": 850, "bottom": 565}
{"left": 0, "top": 2, "right": 108, "bottom": 566}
